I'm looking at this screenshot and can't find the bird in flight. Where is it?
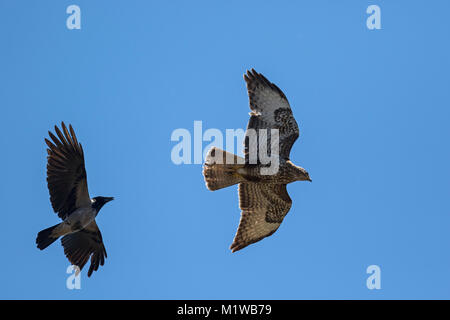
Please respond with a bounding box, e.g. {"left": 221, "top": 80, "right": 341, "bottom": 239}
{"left": 36, "top": 122, "right": 114, "bottom": 277}
{"left": 203, "top": 69, "right": 311, "bottom": 252}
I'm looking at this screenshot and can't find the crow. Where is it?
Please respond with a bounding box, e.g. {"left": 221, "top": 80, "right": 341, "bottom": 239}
{"left": 36, "top": 122, "right": 114, "bottom": 277}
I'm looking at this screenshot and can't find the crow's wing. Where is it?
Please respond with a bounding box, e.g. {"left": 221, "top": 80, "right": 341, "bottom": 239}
{"left": 61, "top": 220, "right": 107, "bottom": 277}
{"left": 45, "top": 122, "right": 91, "bottom": 220}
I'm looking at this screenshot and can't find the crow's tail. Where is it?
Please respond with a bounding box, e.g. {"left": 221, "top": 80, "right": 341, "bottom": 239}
{"left": 36, "top": 224, "right": 61, "bottom": 250}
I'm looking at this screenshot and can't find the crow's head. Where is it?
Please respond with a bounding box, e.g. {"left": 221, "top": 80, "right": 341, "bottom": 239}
{"left": 92, "top": 196, "right": 114, "bottom": 212}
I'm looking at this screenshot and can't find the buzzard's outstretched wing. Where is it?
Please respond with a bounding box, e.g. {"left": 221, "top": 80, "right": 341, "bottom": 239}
{"left": 61, "top": 221, "right": 107, "bottom": 277}
{"left": 244, "top": 69, "right": 299, "bottom": 161}
{"left": 230, "top": 183, "right": 292, "bottom": 252}
{"left": 45, "top": 122, "right": 91, "bottom": 220}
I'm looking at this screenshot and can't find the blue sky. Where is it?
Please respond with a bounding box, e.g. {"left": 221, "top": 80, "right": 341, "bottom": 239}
{"left": 1, "top": 0, "right": 449, "bottom": 299}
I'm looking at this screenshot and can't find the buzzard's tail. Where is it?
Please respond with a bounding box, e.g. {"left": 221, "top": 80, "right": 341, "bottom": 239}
{"left": 36, "top": 224, "right": 61, "bottom": 250}
{"left": 203, "top": 147, "right": 245, "bottom": 191}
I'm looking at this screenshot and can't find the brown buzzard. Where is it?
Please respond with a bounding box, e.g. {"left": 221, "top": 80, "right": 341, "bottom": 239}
{"left": 203, "top": 69, "right": 311, "bottom": 252}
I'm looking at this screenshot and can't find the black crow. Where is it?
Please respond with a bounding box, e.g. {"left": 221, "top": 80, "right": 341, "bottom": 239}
{"left": 36, "top": 122, "right": 114, "bottom": 277}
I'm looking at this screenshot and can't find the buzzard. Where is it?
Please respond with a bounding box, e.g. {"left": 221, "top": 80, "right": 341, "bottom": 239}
{"left": 203, "top": 69, "right": 311, "bottom": 252}
{"left": 36, "top": 122, "right": 114, "bottom": 277}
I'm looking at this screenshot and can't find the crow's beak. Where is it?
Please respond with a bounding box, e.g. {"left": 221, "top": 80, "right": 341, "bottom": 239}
{"left": 105, "top": 197, "right": 114, "bottom": 202}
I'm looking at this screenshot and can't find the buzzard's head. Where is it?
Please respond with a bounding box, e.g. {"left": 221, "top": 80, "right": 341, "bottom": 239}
{"left": 295, "top": 167, "right": 312, "bottom": 182}
{"left": 92, "top": 196, "right": 114, "bottom": 212}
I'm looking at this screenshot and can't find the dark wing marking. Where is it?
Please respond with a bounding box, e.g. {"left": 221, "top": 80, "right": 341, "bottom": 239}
{"left": 230, "top": 183, "right": 292, "bottom": 252}
{"left": 243, "top": 69, "right": 300, "bottom": 161}
{"left": 61, "top": 221, "right": 107, "bottom": 277}
{"left": 45, "top": 122, "right": 91, "bottom": 220}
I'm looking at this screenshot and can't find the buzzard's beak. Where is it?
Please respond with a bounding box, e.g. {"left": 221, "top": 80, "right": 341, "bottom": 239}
{"left": 308, "top": 178, "right": 312, "bottom": 182}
